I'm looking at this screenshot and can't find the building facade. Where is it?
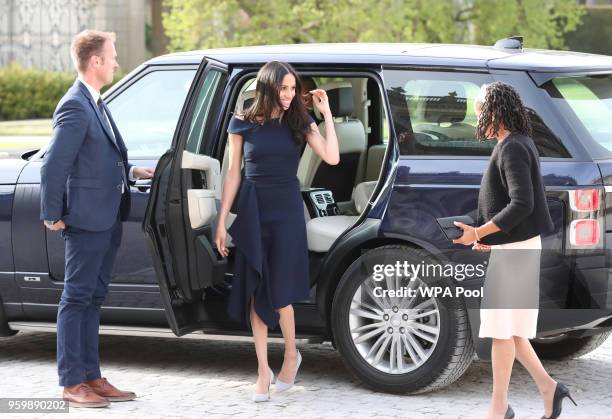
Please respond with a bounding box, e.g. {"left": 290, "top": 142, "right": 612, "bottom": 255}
{"left": 0, "top": 0, "right": 146, "bottom": 72}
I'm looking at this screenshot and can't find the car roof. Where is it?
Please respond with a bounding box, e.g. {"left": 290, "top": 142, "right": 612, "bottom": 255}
{"left": 146, "top": 43, "right": 612, "bottom": 73}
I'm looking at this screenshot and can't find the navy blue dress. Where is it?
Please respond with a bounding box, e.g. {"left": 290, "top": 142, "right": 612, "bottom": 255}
{"left": 227, "top": 116, "right": 312, "bottom": 329}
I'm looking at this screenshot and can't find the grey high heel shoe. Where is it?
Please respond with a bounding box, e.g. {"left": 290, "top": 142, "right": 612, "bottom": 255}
{"left": 541, "top": 382, "right": 577, "bottom": 419}
{"left": 252, "top": 367, "right": 274, "bottom": 402}
{"left": 275, "top": 351, "right": 302, "bottom": 393}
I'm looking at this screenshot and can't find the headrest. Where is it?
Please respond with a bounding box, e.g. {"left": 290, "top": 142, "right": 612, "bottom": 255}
{"left": 314, "top": 82, "right": 353, "bottom": 119}
{"left": 243, "top": 97, "right": 255, "bottom": 110}
{"left": 420, "top": 83, "right": 467, "bottom": 124}
{"left": 236, "top": 89, "right": 256, "bottom": 113}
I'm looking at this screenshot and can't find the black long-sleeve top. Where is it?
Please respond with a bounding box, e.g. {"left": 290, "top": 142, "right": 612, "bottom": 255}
{"left": 477, "top": 133, "right": 554, "bottom": 245}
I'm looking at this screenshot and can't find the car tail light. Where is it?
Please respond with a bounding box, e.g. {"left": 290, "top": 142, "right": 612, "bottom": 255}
{"left": 570, "top": 219, "right": 601, "bottom": 246}
{"left": 569, "top": 189, "right": 599, "bottom": 212}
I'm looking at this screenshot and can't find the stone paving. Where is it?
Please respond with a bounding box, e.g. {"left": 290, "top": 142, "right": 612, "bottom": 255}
{"left": 0, "top": 331, "right": 610, "bottom": 418}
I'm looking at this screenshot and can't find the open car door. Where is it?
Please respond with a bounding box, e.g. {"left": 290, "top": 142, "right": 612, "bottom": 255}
{"left": 144, "top": 59, "right": 228, "bottom": 336}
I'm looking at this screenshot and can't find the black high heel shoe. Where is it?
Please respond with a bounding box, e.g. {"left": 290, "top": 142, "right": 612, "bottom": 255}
{"left": 541, "top": 382, "right": 578, "bottom": 419}
{"left": 504, "top": 404, "right": 515, "bottom": 419}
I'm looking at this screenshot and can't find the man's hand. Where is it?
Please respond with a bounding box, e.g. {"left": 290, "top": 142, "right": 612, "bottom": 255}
{"left": 45, "top": 220, "right": 66, "bottom": 231}
{"left": 132, "top": 167, "right": 154, "bottom": 179}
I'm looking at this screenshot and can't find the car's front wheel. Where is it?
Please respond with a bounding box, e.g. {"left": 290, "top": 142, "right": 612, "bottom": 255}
{"left": 331, "top": 245, "right": 474, "bottom": 393}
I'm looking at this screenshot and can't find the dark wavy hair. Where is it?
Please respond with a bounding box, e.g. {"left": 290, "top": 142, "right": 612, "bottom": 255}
{"left": 477, "top": 81, "right": 532, "bottom": 141}
{"left": 242, "top": 61, "right": 311, "bottom": 145}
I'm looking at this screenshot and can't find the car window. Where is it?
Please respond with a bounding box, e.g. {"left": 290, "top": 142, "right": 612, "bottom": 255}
{"left": 184, "top": 69, "right": 224, "bottom": 154}
{"left": 107, "top": 69, "right": 196, "bottom": 159}
{"left": 384, "top": 69, "right": 570, "bottom": 158}
{"left": 543, "top": 74, "right": 612, "bottom": 159}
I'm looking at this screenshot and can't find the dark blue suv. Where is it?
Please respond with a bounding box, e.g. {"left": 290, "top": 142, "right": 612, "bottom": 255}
{"left": 1, "top": 38, "right": 611, "bottom": 393}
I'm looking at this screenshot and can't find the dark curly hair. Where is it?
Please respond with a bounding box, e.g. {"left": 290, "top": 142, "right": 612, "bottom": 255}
{"left": 243, "top": 61, "right": 311, "bottom": 145}
{"left": 476, "top": 81, "right": 532, "bottom": 141}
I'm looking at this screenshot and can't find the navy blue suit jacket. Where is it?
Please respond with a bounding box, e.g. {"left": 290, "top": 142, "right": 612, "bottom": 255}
{"left": 40, "top": 80, "right": 133, "bottom": 231}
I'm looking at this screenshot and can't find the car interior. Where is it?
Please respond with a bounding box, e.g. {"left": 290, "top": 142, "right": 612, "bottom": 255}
{"left": 392, "top": 78, "right": 570, "bottom": 158}
{"left": 395, "top": 79, "right": 495, "bottom": 156}
{"left": 182, "top": 74, "right": 390, "bottom": 272}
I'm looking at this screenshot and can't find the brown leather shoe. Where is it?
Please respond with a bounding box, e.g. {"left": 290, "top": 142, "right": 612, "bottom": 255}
{"left": 63, "top": 383, "right": 110, "bottom": 408}
{"left": 85, "top": 377, "right": 136, "bottom": 402}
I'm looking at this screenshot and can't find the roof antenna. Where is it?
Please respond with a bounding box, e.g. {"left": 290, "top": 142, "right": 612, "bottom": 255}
{"left": 494, "top": 36, "right": 524, "bottom": 52}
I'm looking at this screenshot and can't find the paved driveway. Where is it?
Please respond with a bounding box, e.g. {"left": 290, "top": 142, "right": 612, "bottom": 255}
{"left": 0, "top": 331, "right": 609, "bottom": 418}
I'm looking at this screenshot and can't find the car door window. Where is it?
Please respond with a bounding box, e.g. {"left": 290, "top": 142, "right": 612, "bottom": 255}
{"left": 107, "top": 69, "right": 196, "bottom": 158}
{"left": 184, "top": 69, "right": 224, "bottom": 155}
{"left": 384, "top": 69, "right": 570, "bottom": 158}
{"left": 543, "top": 74, "right": 612, "bottom": 159}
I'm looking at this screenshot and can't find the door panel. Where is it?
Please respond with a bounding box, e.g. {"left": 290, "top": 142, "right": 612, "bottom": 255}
{"left": 144, "top": 60, "right": 228, "bottom": 336}
{"left": 44, "top": 158, "right": 158, "bottom": 285}
{"left": 183, "top": 151, "right": 222, "bottom": 228}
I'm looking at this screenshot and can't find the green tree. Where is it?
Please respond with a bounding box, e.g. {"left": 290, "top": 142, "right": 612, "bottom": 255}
{"left": 566, "top": 6, "right": 612, "bottom": 55}
{"left": 472, "top": 0, "right": 584, "bottom": 49}
{"left": 162, "top": 0, "right": 584, "bottom": 52}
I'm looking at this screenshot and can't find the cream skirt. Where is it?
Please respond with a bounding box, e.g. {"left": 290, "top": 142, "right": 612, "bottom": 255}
{"left": 479, "top": 235, "right": 542, "bottom": 339}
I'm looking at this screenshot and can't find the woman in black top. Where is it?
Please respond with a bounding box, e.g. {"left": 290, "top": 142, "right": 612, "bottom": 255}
{"left": 454, "top": 82, "right": 576, "bottom": 419}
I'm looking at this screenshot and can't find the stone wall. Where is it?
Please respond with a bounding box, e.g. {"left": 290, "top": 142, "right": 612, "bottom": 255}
{"left": 0, "top": 0, "right": 145, "bottom": 73}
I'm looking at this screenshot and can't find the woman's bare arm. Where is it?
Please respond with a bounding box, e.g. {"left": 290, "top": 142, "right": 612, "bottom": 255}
{"left": 215, "top": 132, "right": 243, "bottom": 257}
{"left": 306, "top": 89, "right": 340, "bottom": 165}
{"left": 218, "top": 133, "right": 243, "bottom": 227}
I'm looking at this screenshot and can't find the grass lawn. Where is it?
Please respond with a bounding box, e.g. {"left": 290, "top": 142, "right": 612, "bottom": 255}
{"left": 0, "top": 138, "right": 49, "bottom": 153}
{"left": 0, "top": 119, "right": 52, "bottom": 136}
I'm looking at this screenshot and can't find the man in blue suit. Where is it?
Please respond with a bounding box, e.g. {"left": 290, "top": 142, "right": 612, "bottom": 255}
{"left": 40, "top": 30, "right": 153, "bottom": 408}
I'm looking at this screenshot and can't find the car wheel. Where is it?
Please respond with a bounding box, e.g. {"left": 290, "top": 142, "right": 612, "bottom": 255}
{"left": 0, "top": 301, "right": 18, "bottom": 337}
{"left": 331, "top": 245, "right": 474, "bottom": 393}
{"left": 532, "top": 330, "right": 611, "bottom": 360}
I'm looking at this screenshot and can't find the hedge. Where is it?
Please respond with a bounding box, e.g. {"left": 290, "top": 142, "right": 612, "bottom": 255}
{"left": 0, "top": 63, "right": 122, "bottom": 121}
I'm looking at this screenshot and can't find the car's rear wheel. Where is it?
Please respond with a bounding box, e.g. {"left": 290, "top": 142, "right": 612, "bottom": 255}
{"left": 532, "top": 330, "right": 611, "bottom": 360}
{"left": 331, "top": 245, "right": 474, "bottom": 393}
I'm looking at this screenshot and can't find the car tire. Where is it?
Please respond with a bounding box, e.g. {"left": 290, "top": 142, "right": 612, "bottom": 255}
{"left": 532, "top": 330, "right": 611, "bottom": 360}
{"left": 0, "top": 301, "right": 18, "bottom": 337}
{"left": 331, "top": 245, "right": 474, "bottom": 393}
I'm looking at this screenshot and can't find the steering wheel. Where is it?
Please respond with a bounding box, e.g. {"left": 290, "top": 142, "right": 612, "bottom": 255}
{"left": 416, "top": 129, "right": 453, "bottom": 142}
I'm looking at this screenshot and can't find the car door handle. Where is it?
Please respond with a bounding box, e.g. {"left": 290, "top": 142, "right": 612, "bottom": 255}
{"left": 133, "top": 179, "right": 152, "bottom": 192}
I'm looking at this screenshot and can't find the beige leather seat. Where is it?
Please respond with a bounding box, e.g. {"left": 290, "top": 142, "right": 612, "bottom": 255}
{"left": 297, "top": 82, "right": 367, "bottom": 203}
{"left": 363, "top": 144, "right": 386, "bottom": 182}
{"left": 306, "top": 181, "right": 376, "bottom": 252}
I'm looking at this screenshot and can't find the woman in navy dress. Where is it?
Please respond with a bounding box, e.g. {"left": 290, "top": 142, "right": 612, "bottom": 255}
{"left": 214, "top": 61, "right": 339, "bottom": 401}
